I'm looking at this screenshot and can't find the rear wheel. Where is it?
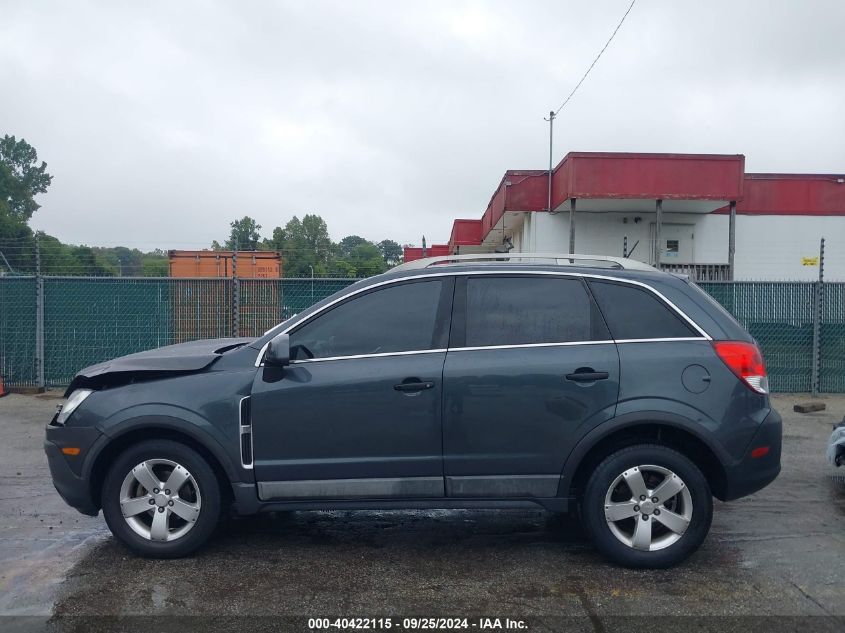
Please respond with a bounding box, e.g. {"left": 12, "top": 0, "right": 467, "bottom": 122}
{"left": 101, "top": 439, "right": 221, "bottom": 558}
{"left": 581, "top": 444, "right": 712, "bottom": 568}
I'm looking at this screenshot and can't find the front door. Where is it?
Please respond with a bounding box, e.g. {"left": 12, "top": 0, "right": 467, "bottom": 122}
{"left": 442, "top": 274, "right": 620, "bottom": 498}
{"left": 251, "top": 277, "right": 453, "bottom": 500}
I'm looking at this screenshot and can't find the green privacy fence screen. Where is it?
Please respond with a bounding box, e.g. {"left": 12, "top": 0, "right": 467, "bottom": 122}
{"left": 819, "top": 282, "right": 845, "bottom": 393}
{"left": 1, "top": 276, "right": 843, "bottom": 392}
{"left": 698, "top": 282, "right": 817, "bottom": 393}
{"left": 1, "top": 277, "right": 359, "bottom": 388}
{"left": 0, "top": 277, "right": 37, "bottom": 387}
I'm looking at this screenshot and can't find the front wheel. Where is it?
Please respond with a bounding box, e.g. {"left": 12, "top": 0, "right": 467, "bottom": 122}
{"left": 101, "top": 439, "right": 221, "bottom": 558}
{"left": 581, "top": 444, "right": 713, "bottom": 568}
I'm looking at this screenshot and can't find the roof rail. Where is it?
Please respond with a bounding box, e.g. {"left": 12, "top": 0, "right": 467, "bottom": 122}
{"left": 393, "top": 253, "right": 657, "bottom": 272}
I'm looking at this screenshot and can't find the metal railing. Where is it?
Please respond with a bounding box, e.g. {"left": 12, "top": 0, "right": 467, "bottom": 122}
{"left": 1, "top": 276, "right": 843, "bottom": 393}
{"left": 659, "top": 263, "right": 731, "bottom": 281}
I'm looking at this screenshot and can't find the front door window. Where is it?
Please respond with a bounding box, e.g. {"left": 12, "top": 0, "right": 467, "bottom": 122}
{"left": 289, "top": 279, "right": 445, "bottom": 360}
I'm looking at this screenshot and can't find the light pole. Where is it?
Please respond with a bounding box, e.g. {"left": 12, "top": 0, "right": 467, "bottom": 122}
{"left": 544, "top": 110, "right": 555, "bottom": 215}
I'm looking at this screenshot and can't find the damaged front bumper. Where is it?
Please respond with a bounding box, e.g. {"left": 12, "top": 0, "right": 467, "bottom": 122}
{"left": 44, "top": 424, "right": 104, "bottom": 516}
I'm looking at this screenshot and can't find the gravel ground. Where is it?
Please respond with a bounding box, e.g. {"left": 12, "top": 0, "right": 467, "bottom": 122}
{"left": 0, "top": 392, "right": 842, "bottom": 632}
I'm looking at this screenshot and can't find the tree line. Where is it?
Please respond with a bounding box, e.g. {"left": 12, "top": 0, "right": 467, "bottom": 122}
{"left": 0, "top": 135, "right": 406, "bottom": 277}
{"left": 212, "top": 215, "right": 403, "bottom": 277}
{"left": 0, "top": 135, "right": 169, "bottom": 276}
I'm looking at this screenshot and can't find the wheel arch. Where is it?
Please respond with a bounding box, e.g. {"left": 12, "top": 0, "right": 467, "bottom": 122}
{"left": 561, "top": 412, "right": 730, "bottom": 501}
{"left": 87, "top": 417, "right": 239, "bottom": 511}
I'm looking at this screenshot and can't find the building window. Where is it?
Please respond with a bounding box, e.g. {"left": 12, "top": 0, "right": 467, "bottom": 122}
{"left": 666, "top": 239, "right": 679, "bottom": 257}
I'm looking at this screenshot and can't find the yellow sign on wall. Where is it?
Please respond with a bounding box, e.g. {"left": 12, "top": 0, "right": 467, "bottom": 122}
{"left": 802, "top": 257, "right": 819, "bottom": 266}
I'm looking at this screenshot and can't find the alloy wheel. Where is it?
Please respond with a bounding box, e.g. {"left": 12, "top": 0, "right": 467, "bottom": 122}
{"left": 119, "top": 458, "right": 202, "bottom": 542}
{"left": 603, "top": 464, "right": 693, "bottom": 552}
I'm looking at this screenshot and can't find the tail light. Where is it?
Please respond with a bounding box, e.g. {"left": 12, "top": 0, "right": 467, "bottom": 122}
{"left": 712, "top": 341, "right": 769, "bottom": 394}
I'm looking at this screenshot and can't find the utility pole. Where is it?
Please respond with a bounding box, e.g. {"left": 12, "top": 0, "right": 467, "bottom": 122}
{"left": 544, "top": 111, "right": 555, "bottom": 213}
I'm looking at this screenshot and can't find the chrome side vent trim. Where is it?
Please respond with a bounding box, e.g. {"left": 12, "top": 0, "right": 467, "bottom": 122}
{"left": 239, "top": 396, "right": 253, "bottom": 469}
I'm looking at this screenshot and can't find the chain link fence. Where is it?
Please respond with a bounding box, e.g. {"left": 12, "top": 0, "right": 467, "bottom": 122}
{"left": 1, "top": 275, "right": 843, "bottom": 392}
{"left": 0, "top": 277, "right": 37, "bottom": 386}
{"left": 820, "top": 282, "right": 845, "bottom": 393}
{"left": 1, "top": 277, "right": 358, "bottom": 388}
{"left": 699, "top": 282, "right": 817, "bottom": 392}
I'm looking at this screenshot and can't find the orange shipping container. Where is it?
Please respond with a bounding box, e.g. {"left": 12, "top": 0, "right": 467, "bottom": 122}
{"left": 168, "top": 250, "right": 282, "bottom": 278}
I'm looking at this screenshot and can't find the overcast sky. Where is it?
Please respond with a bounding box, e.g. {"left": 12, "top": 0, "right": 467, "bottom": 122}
{"left": 2, "top": 0, "right": 844, "bottom": 249}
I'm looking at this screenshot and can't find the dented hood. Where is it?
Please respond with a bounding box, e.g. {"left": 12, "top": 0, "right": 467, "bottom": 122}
{"left": 65, "top": 337, "right": 253, "bottom": 396}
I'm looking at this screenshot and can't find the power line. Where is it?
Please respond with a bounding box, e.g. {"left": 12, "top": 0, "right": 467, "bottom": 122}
{"left": 552, "top": 0, "right": 637, "bottom": 117}
{"left": 543, "top": 0, "right": 637, "bottom": 217}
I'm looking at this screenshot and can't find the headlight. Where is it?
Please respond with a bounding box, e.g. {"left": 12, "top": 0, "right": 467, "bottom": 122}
{"left": 54, "top": 389, "right": 93, "bottom": 425}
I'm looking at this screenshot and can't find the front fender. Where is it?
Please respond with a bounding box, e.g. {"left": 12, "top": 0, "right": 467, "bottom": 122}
{"left": 84, "top": 405, "right": 244, "bottom": 484}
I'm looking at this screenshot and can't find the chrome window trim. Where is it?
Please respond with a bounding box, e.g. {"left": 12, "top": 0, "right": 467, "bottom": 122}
{"left": 254, "top": 269, "right": 711, "bottom": 366}
{"left": 254, "top": 341, "right": 270, "bottom": 367}
{"left": 614, "top": 337, "right": 708, "bottom": 344}
{"left": 265, "top": 339, "right": 709, "bottom": 364}
{"left": 447, "top": 338, "right": 706, "bottom": 354}
{"left": 449, "top": 340, "right": 615, "bottom": 353}
{"left": 288, "top": 348, "right": 447, "bottom": 365}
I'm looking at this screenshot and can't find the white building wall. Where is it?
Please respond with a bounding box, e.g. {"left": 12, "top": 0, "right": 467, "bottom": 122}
{"left": 512, "top": 211, "right": 843, "bottom": 280}
{"left": 525, "top": 212, "right": 570, "bottom": 252}
{"left": 517, "top": 211, "right": 729, "bottom": 265}
{"left": 734, "top": 215, "right": 844, "bottom": 280}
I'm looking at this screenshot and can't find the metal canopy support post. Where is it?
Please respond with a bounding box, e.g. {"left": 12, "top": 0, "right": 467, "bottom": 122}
{"left": 654, "top": 199, "right": 663, "bottom": 267}
{"left": 728, "top": 200, "right": 737, "bottom": 280}
{"left": 568, "top": 198, "right": 576, "bottom": 254}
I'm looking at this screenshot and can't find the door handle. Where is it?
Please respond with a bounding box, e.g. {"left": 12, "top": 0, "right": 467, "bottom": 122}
{"left": 394, "top": 381, "right": 435, "bottom": 392}
{"left": 565, "top": 369, "right": 610, "bottom": 382}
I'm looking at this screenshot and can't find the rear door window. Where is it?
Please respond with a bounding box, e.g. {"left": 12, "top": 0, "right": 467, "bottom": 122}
{"left": 464, "top": 276, "right": 606, "bottom": 347}
{"left": 587, "top": 280, "right": 698, "bottom": 340}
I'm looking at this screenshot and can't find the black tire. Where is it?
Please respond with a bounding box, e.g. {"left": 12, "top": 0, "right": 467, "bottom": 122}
{"left": 101, "top": 439, "right": 221, "bottom": 558}
{"left": 581, "top": 444, "right": 713, "bottom": 569}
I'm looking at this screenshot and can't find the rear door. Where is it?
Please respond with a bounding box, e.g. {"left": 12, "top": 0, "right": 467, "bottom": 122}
{"left": 442, "top": 274, "right": 620, "bottom": 498}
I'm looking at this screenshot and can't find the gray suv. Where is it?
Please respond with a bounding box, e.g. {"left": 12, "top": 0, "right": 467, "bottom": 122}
{"left": 45, "top": 254, "right": 782, "bottom": 568}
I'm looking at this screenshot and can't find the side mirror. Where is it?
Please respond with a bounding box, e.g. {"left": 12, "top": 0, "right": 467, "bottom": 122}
{"left": 264, "top": 333, "right": 290, "bottom": 367}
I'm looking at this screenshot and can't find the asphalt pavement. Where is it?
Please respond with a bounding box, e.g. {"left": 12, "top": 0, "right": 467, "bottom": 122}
{"left": 0, "top": 392, "right": 842, "bottom": 632}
